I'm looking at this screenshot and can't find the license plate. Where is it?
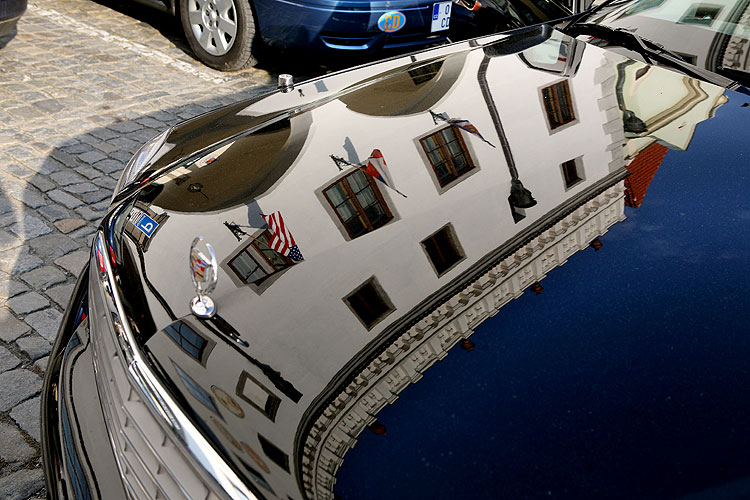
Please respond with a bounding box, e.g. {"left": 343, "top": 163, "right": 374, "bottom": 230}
{"left": 431, "top": 1, "right": 451, "bottom": 32}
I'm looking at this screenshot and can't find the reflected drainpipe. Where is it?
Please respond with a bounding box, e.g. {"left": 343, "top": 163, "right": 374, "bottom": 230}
{"left": 477, "top": 55, "right": 537, "bottom": 209}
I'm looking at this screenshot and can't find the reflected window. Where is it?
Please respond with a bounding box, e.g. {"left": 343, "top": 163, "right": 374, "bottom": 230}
{"left": 324, "top": 169, "right": 393, "bottom": 239}
{"left": 420, "top": 126, "right": 476, "bottom": 187}
{"left": 561, "top": 158, "right": 584, "bottom": 189}
{"left": 172, "top": 362, "right": 220, "bottom": 415}
{"left": 344, "top": 277, "right": 395, "bottom": 330}
{"left": 228, "top": 230, "right": 293, "bottom": 285}
{"left": 680, "top": 4, "right": 721, "bottom": 25}
{"left": 164, "top": 320, "right": 214, "bottom": 366}
{"left": 257, "top": 435, "right": 290, "bottom": 473}
{"left": 421, "top": 224, "right": 465, "bottom": 277}
{"left": 408, "top": 61, "right": 443, "bottom": 85}
{"left": 235, "top": 371, "right": 281, "bottom": 422}
{"left": 542, "top": 80, "right": 576, "bottom": 130}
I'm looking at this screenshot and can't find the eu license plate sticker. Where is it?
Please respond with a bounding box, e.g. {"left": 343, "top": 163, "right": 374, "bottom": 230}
{"left": 431, "top": 1, "right": 451, "bottom": 32}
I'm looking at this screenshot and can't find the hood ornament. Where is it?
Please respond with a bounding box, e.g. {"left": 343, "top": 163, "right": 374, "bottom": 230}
{"left": 189, "top": 237, "right": 218, "bottom": 318}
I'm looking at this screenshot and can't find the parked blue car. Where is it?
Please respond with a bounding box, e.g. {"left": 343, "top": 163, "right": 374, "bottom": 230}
{"left": 135, "top": 0, "right": 573, "bottom": 70}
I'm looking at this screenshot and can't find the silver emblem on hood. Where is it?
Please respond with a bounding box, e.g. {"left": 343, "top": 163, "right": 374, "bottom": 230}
{"left": 189, "top": 236, "right": 218, "bottom": 318}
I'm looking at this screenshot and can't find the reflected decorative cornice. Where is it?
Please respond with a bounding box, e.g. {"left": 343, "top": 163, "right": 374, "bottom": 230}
{"left": 298, "top": 178, "right": 629, "bottom": 500}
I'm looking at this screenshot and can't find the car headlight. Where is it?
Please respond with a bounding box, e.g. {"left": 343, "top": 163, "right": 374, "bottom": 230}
{"left": 112, "top": 128, "right": 173, "bottom": 201}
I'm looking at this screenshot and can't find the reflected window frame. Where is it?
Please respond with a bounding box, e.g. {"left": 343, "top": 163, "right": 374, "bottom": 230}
{"left": 343, "top": 275, "right": 396, "bottom": 331}
{"left": 322, "top": 168, "right": 394, "bottom": 240}
{"left": 419, "top": 125, "right": 477, "bottom": 189}
{"left": 227, "top": 229, "right": 294, "bottom": 286}
{"left": 560, "top": 156, "right": 585, "bottom": 190}
{"left": 235, "top": 370, "right": 281, "bottom": 422}
{"left": 163, "top": 319, "right": 216, "bottom": 367}
{"left": 679, "top": 3, "right": 722, "bottom": 25}
{"left": 540, "top": 79, "right": 577, "bottom": 132}
{"left": 420, "top": 223, "right": 466, "bottom": 277}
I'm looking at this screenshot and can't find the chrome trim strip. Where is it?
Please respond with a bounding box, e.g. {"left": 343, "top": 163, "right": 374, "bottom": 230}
{"left": 94, "top": 232, "right": 259, "bottom": 500}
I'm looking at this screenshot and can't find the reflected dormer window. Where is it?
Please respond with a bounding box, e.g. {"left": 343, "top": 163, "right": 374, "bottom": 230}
{"left": 324, "top": 169, "right": 393, "bottom": 239}
{"left": 228, "top": 230, "right": 293, "bottom": 285}
{"left": 420, "top": 126, "right": 476, "bottom": 188}
{"left": 542, "top": 80, "right": 576, "bottom": 130}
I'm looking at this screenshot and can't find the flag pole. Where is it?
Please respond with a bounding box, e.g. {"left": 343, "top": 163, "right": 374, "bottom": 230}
{"left": 329, "top": 155, "right": 407, "bottom": 198}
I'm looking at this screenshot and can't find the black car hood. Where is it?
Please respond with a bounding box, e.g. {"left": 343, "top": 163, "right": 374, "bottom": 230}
{"left": 108, "top": 28, "right": 750, "bottom": 500}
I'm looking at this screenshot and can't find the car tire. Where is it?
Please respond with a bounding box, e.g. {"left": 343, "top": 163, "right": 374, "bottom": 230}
{"left": 179, "top": 0, "right": 258, "bottom": 71}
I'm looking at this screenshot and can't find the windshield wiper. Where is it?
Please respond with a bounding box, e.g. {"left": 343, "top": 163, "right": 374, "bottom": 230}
{"left": 562, "top": 22, "right": 750, "bottom": 96}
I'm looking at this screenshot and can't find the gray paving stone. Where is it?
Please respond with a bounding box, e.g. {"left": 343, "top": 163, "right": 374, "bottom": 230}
{"left": 6, "top": 292, "right": 49, "bottom": 315}
{"left": 27, "top": 233, "right": 79, "bottom": 260}
{"left": 45, "top": 283, "right": 74, "bottom": 309}
{"left": 75, "top": 165, "right": 103, "bottom": 180}
{"left": 54, "top": 250, "right": 88, "bottom": 275}
{"left": 33, "top": 356, "right": 49, "bottom": 372}
{"left": 49, "top": 149, "right": 79, "bottom": 167}
{"left": 0, "top": 197, "right": 13, "bottom": 216}
{"left": 0, "top": 345, "right": 21, "bottom": 373}
{"left": 0, "top": 468, "right": 44, "bottom": 500}
{"left": 0, "top": 422, "right": 36, "bottom": 464}
{"left": 0, "top": 279, "right": 30, "bottom": 300}
{"left": 4, "top": 164, "right": 35, "bottom": 180}
{"left": 20, "top": 266, "right": 67, "bottom": 290}
{"left": 74, "top": 205, "right": 105, "bottom": 222}
{"left": 92, "top": 176, "right": 117, "bottom": 189}
{"left": 37, "top": 204, "right": 71, "bottom": 222}
{"left": 78, "top": 150, "right": 107, "bottom": 165}
{"left": 46, "top": 189, "right": 83, "bottom": 209}
{"left": 24, "top": 308, "right": 63, "bottom": 343}
{"left": 92, "top": 158, "right": 123, "bottom": 174}
{"left": 50, "top": 170, "right": 86, "bottom": 186}
{"left": 0, "top": 248, "right": 43, "bottom": 276}
{"left": 65, "top": 182, "right": 99, "bottom": 194}
{"left": 0, "top": 230, "right": 22, "bottom": 252}
{"left": 53, "top": 218, "right": 86, "bottom": 234}
{"left": 82, "top": 189, "right": 111, "bottom": 205}
{"left": 10, "top": 396, "right": 42, "bottom": 442}
{"left": 16, "top": 334, "right": 51, "bottom": 361}
{"left": 61, "top": 142, "right": 92, "bottom": 154}
{"left": 108, "top": 120, "right": 143, "bottom": 133}
{"left": 9, "top": 215, "right": 52, "bottom": 239}
{"left": 0, "top": 369, "right": 41, "bottom": 412}
{"left": 27, "top": 175, "right": 56, "bottom": 193}
{"left": 33, "top": 98, "right": 64, "bottom": 114}
{"left": 24, "top": 156, "right": 63, "bottom": 175}
{"left": 0, "top": 309, "right": 30, "bottom": 342}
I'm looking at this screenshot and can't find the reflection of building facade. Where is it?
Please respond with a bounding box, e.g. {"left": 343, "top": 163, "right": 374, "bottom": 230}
{"left": 301, "top": 181, "right": 627, "bottom": 500}
{"left": 589, "top": 0, "right": 750, "bottom": 82}
{"left": 120, "top": 31, "right": 730, "bottom": 500}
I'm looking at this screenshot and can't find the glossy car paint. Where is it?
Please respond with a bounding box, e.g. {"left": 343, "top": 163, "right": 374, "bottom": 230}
{"left": 43, "top": 18, "right": 750, "bottom": 500}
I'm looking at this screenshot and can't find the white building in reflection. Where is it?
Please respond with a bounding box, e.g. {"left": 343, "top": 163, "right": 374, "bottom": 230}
{"left": 119, "top": 32, "right": 723, "bottom": 500}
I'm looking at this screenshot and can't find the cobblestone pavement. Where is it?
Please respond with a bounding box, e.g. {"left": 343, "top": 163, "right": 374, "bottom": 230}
{"left": 0, "top": 0, "right": 327, "bottom": 497}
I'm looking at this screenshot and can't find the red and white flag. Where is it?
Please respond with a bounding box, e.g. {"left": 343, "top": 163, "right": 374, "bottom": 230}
{"left": 362, "top": 149, "right": 406, "bottom": 198}
{"left": 261, "top": 211, "right": 304, "bottom": 261}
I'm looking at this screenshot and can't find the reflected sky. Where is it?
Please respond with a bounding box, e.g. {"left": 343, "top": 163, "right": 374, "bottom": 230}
{"left": 334, "top": 93, "right": 750, "bottom": 499}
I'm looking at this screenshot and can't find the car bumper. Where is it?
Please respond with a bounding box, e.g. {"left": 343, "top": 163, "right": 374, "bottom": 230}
{"left": 254, "top": 0, "right": 449, "bottom": 52}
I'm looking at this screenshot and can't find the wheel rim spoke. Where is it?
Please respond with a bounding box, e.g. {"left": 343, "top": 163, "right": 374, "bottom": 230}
{"left": 217, "top": 16, "right": 237, "bottom": 40}
{"left": 188, "top": 9, "right": 203, "bottom": 27}
{"left": 214, "top": 0, "right": 234, "bottom": 15}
